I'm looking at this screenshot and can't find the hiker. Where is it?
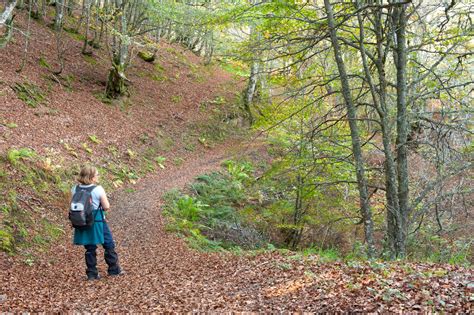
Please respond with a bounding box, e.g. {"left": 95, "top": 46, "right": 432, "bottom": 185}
{"left": 70, "top": 165, "right": 122, "bottom": 280}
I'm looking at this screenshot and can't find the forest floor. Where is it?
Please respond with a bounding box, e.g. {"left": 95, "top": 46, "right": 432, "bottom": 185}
{"left": 0, "top": 10, "right": 473, "bottom": 313}
{"left": 0, "top": 138, "right": 472, "bottom": 312}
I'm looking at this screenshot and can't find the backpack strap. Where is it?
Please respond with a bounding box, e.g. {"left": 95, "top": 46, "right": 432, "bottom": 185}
{"left": 76, "top": 185, "right": 97, "bottom": 192}
{"left": 94, "top": 205, "right": 106, "bottom": 223}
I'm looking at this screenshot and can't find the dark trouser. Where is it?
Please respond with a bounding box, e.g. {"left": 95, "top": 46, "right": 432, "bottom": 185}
{"left": 84, "top": 222, "right": 121, "bottom": 278}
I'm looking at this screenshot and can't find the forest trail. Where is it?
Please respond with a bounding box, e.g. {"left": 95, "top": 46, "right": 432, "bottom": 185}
{"left": 1, "top": 138, "right": 471, "bottom": 312}
{"left": 1, "top": 140, "right": 247, "bottom": 311}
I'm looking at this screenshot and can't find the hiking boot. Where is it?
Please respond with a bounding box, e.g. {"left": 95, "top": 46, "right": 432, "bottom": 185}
{"left": 87, "top": 274, "right": 101, "bottom": 281}
{"left": 108, "top": 270, "right": 125, "bottom": 277}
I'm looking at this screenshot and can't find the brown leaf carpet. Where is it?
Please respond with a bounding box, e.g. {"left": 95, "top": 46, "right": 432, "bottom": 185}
{"left": 1, "top": 141, "right": 472, "bottom": 312}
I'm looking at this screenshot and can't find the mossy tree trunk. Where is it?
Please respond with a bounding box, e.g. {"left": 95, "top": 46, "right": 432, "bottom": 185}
{"left": 106, "top": 62, "right": 127, "bottom": 98}
{"left": 324, "top": 0, "right": 376, "bottom": 259}
{"left": 0, "top": 0, "right": 17, "bottom": 48}
{"left": 392, "top": 2, "right": 409, "bottom": 259}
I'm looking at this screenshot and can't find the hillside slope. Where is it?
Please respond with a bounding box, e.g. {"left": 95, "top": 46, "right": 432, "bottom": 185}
{"left": 0, "top": 13, "right": 239, "bottom": 158}
{"left": 0, "top": 10, "right": 243, "bottom": 263}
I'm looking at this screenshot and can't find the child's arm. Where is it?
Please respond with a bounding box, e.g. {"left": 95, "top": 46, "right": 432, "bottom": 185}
{"left": 100, "top": 192, "right": 111, "bottom": 211}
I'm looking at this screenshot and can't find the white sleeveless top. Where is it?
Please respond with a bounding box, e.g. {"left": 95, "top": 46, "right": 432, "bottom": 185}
{"left": 71, "top": 184, "right": 106, "bottom": 209}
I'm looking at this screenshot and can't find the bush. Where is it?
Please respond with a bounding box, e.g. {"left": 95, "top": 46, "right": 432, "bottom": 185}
{"left": 407, "top": 228, "right": 472, "bottom": 265}
{"left": 0, "top": 229, "right": 14, "bottom": 253}
{"left": 163, "top": 163, "right": 266, "bottom": 250}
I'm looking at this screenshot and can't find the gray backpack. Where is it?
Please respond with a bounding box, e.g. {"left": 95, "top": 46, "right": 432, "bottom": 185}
{"left": 69, "top": 185, "right": 96, "bottom": 230}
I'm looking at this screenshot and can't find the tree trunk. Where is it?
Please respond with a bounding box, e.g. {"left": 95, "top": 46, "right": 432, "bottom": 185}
{"left": 203, "top": 32, "right": 213, "bottom": 65}
{"left": 31, "top": 0, "right": 40, "bottom": 19}
{"left": 75, "top": 0, "right": 86, "bottom": 32}
{"left": 0, "top": 0, "right": 17, "bottom": 48}
{"left": 243, "top": 23, "right": 261, "bottom": 125}
{"left": 324, "top": 0, "right": 375, "bottom": 259}
{"left": 54, "top": 0, "right": 64, "bottom": 31}
{"left": 393, "top": 2, "right": 409, "bottom": 259}
{"left": 16, "top": 0, "right": 32, "bottom": 72}
{"left": 287, "top": 123, "right": 306, "bottom": 250}
{"left": 106, "top": 63, "right": 126, "bottom": 98}
{"left": 356, "top": 0, "right": 401, "bottom": 259}
{"left": 105, "top": 0, "right": 130, "bottom": 98}
{"left": 373, "top": 2, "right": 402, "bottom": 260}
{"left": 98, "top": 0, "right": 108, "bottom": 42}
{"left": 67, "top": 0, "right": 74, "bottom": 16}
{"left": 81, "top": 0, "right": 91, "bottom": 54}
{"left": 244, "top": 58, "right": 259, "bottom": 124}
{"left": 0, "top": 0, "right": 17, "bottom": 25}
{"left": 91, "top": 0, "right": 100, "bottom": 47}
{"left": 41, "top": 0, "right": 46, "bottom": 20}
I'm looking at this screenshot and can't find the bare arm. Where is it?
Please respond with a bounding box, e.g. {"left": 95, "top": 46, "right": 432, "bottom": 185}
{"left": 100, "top": 193, "right": 110, "bottom": 211}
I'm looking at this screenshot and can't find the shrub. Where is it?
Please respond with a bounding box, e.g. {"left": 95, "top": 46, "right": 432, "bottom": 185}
{"left": 175, "top": 195, "right": 207, "bottom": 222}
{"left": 407, "top": 228, "right": 472, "bottom": 265}
{"left": 7, "top": 148, "right": 36, "bottom": 165}
{"left": 163, "top": 163, "right": 266, "bottom": 250}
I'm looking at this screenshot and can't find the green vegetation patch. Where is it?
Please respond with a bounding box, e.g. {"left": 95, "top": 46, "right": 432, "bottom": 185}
{"left": 83, "top": 54, "right": 97, "bottom": 65}
{"left": 163, "top": 160, "right": 265, "bottom": 251}
{"left": 64, "top": 26, "right": 86, "bottom": 41}
{"left": 38, "top": 57, "right": 51, "bottom": 70}
{"left": 171, "top": 95, "right": 182, "bottom": 103}
{"left": 93, "top": 91, "right": 112, "bottom": 104}
{"left": 0, "top": 148, "right": 70, "bottom": 255}
{"left": 4, "top": 122, "right": 17, "bottom": 128}
{"left": 407, "top": 232, "right": 472, "bottom": 266}
{"left": 88, "top": 134, "right": 101, "bottom": 144}
{"left": 150, "top": 63, "right": 167, "bottom": 82}
{"left": 219, "top": 59, "right": 249, "bottom": 77}
{"left": 138, "top": 50, "right": 155, "bottom": 62}
{"left": 11, "top": 82, "right": 46, "bottom": 108}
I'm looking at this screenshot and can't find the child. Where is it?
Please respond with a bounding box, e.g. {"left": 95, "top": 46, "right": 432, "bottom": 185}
{"left": 72, "top": 165, "right": 122, "bottom": 280}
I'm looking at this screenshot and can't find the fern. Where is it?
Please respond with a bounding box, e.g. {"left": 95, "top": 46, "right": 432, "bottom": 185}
{"left": 7, "top": 148, "right": 35, "bottom": 165}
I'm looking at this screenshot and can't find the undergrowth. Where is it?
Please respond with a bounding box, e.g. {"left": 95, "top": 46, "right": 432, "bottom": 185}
{"left": 163, "top": 159, "right": 472, "bottom": 265}
{"left": 11, "top": 82, "right": 46, "bottom": 108}
{"left": 0, "top": 148, "right": 70, "bottom": 255}
{"left": 163, "top": 160, "right": 265, "bottom": 251}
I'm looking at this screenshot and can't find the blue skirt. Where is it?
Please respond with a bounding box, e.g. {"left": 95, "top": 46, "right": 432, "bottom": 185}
{"left": 73, "top": 209, "right": 105, "bottom": 245}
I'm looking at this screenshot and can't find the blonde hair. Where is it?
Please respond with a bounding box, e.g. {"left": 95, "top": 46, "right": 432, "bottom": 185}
{"left": 78, "top": 165, "right": 98, "bottom": 185}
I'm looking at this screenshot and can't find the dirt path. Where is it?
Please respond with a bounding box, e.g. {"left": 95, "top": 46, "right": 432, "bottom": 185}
{"left": 1, "top": 141, "right": 241, "bottom": 311}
